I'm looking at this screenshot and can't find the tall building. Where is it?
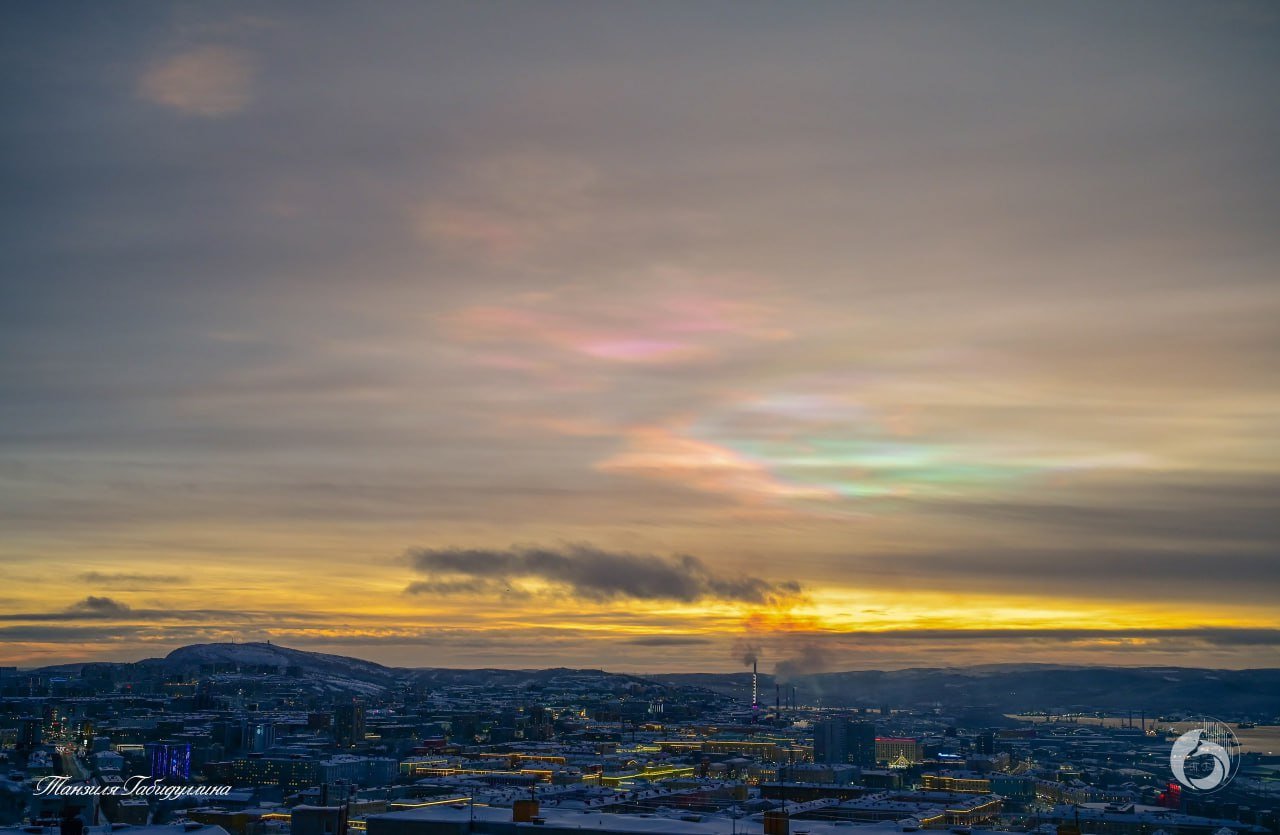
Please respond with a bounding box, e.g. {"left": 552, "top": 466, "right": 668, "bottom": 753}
{"left": 333, "top": 703, "right": 366, "bottom": 748}
{"left": 247, "top": 720, "right": 276, "bottom": 753}
{"left": 148, "top": 742, "right": 192, "bottom": 781}
{"left": 42, "top": 703, "right": 59, "bottom": 737}
{"left": 18, "top": 717, "right": 42, "bottom": 751}
{"left": 814, "top": 719, "right": 876, "bottom": 767}
{"left": 847, "top": 721, "right": 876, "bottom": 767}
{"left": 814, "top": 719, "right": 844, "bottom": 764}
{"left": 526, "top": 706, "right": 553, "bottom": 742}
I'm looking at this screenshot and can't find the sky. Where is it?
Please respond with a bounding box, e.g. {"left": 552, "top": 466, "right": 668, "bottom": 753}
{"left": 1, "top": 2, "right": 1279, "bottom": 673}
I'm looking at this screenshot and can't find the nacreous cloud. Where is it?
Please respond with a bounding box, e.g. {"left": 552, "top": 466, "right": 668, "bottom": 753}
{"left": 405, "top": 544, "right": 802, "bottom": 605}
{"left": 138, "top": 45, "right": 253, "bottom": 117}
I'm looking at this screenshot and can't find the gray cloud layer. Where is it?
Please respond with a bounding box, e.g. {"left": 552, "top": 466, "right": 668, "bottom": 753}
{"left": 0, "top": 597, "right": 325, "bottom": 626}
{"left": 406, "top": 544, "right": 801, "bottom": 604}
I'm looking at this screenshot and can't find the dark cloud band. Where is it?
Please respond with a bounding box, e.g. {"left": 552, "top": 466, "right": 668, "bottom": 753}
{"left": 405, "top": 544, "right": 802, "bottom": 604}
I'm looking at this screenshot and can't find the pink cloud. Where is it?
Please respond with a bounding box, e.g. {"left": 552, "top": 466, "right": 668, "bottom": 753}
{"left": 441, "top": 282, "right": 791, "bottom": 374}
{"left": 580, "top": 338, "right": 703, "bottom": 363}
{"left": 597, "top": 425, "right": 836, "bottom": 504}
{"left": 444, "top": 303, "right": 712, "bottom": 367}
{"left": 138, "top": 45, "right": 254, "bottom": 117}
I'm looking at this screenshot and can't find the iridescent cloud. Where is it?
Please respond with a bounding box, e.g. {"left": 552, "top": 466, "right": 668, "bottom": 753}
{"left": 593, "top": 385, "right": 1154, "bottom": 511}
{"left": 442, "top": 282, "right": 789, "bottom": 370}
{"left": 597, "top": 424, "right": 838, "bottom": 506}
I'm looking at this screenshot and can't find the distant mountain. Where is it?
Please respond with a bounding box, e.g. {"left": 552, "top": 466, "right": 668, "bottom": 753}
{"left": 156, "top": 641, "right": 404, "bottom": 694}
{"left": 30, "top": 643, "right": 679, "bottom": 698}
{"left": 656, "top": 665, "right": 1280, "bottom": 717}
{"left": 409, "top": 666, "right": 647, "bottom": 687}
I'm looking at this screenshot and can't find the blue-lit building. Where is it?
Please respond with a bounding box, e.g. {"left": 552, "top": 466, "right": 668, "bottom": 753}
{"left": 148, "top": 742, "right": 192, "bottom": 781}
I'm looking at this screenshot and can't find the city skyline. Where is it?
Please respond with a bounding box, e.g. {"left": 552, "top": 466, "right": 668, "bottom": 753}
{"left": 2, "top": 2, "right": 1279, "bottom": 671}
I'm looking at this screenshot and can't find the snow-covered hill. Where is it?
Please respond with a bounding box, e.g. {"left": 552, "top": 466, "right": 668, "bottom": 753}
{"left": 165, "top": 641, "right": 394, "bottom": 676}
{"left": 160, "top": 641, "right": 404, "bottom": 694}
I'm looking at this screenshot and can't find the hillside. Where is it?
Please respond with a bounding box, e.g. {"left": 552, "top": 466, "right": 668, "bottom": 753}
{"left": 29, "top": 644, "right": 1280, "bottom": 717}
{"left": 656, "top": 665, "right": 1280, "bottom": 716}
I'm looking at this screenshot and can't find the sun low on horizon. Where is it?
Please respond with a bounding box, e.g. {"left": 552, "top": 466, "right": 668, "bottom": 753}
{"left": 1, "top": 2, "right": 1278, "bottom": 674}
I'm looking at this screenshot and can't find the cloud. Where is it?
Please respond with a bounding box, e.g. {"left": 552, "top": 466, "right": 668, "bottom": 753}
{"left": 837, "top": 545, "right": 1280, "bottom": 604}
{"left": 440, "top": 282, "right": 788, "bottom": 376}
{"left": 0, "top": 599, "right": 326, "bottom": 625}
{"left": 598, "top": 425, "right": 836, "bottom": 506}
{"left": 405, "top": 543, "right": 803, "bottom": 605}
{"left": 0, "top": 625, "right": 153, "bottom": 643}
{"left": 0, "top": 596, "right": 139, "bottom": 621}
{"left": 0, "top": 624, "right": 272, "bottom": 648}
{"left": 80, "top": 571, "right": 183, "bottom": 586}
{"left": 625, "top": 636, "right": 713, "bottom": 647}
{"left": 910, "top": 476, "right": 1280, "bottom": 545}
{"left": 403, "top": 579, "right": 499, "bottom": 596}
{"left": 71, "top": 596, "right": 133, "bottom": 617}
{"left": 414, "top": 154, "right": 598, "bottom": 260}
{"left": 138, "top": 45, "right": 254, "bottom": 117}
{"left": 791, "top": 627, "right": 1280, "bottom": 646}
